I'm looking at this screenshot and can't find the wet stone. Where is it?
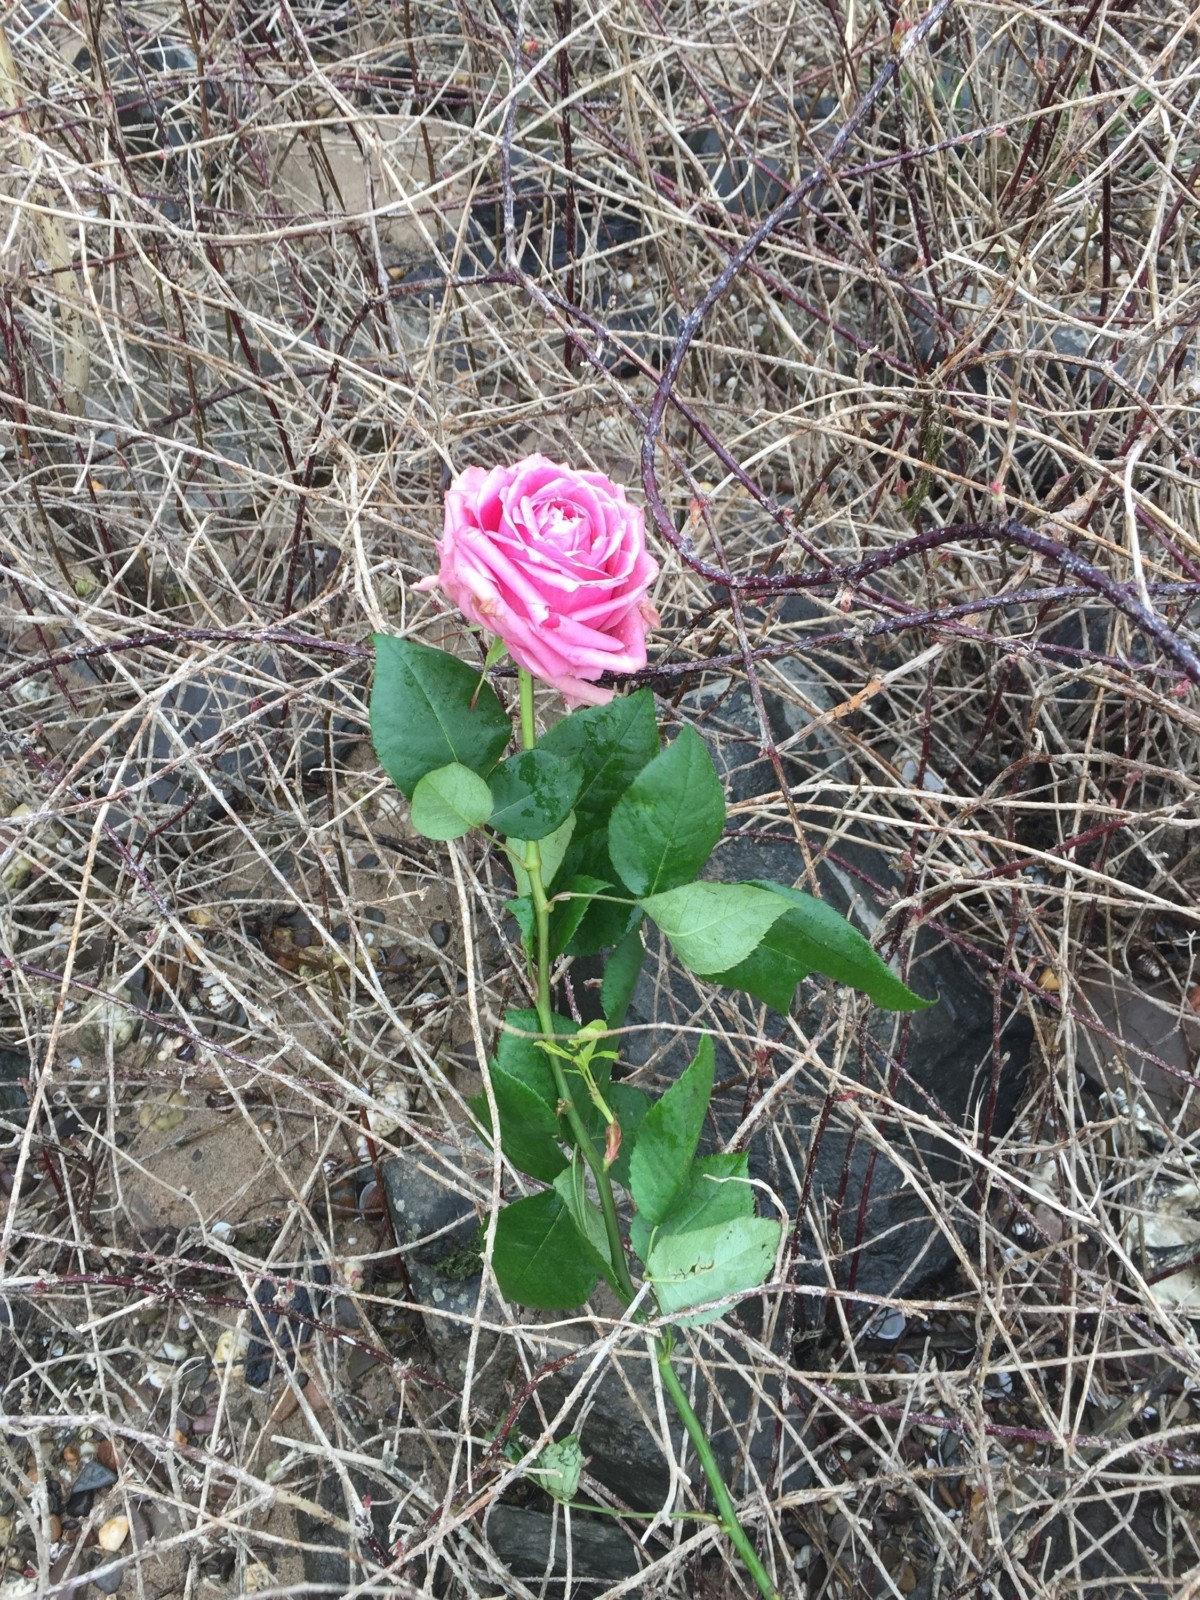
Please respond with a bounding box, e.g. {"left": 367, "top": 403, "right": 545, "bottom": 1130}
{"left": 97, "top": 655, "right": 360, "bottom": 847}
{"left": 380, "top": 1141, "right": 482, "bottom": 1267}
{"left": 485, "top": 1506, "right": 644, "bottom": 1598}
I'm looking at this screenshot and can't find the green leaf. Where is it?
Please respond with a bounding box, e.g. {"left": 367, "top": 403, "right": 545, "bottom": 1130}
{"left": 563, "top": 842, "right": 640, "bottom": 955}
{"left": 641, "top": 881, "right": 788, "bottom": 976}
{"left": 492, "top": 1191, "right": 605, "bottom": 1309}
{"left": 605, "top": 1081, "right": 651, "bottom": 1192}
{"left": 629, "top": 1152, "right": 754, "bottom": 1262}
{"left": 494, "top": 1010, "right": 578, "bottom": 1107}
{"left": 371, "top": 635, "right": 511, "bottom": 797}
{"left": 470, "top": 1069, "right": 567, "bottom": 1182}
{"left": 481, "top": 635, "right": 508, "bottom": 672}
{"left": 548, "top": 876, "right": 613, "bottom": 959}
{"left": 528, "top": 1435, "right": 583, "bottom": 1505}
{"left": 552, "top": 1162, "right": 616, "bottom": 1289}
{"left": 489, "top": 750, "right": 583, "bottom": 841}
{"left": 709, "top": 917, "right": 806, "bottom": 1013}
{"left": 471, "top": 1009, "right": 581, "bottom": 1178}
{"left": 647, "top": 1216, "right": 782, "bottom": 1325}
{"left": 629, "top": 1035, "right": 714, "bottom": 1228}
{"left": 492, "top": 1009, "right": 605, "bottom": 1133}
{"left": 410, "top": 762, "right": 494, "bottom": 841}
{"left": 507, "top": 896, "right": 535, "bottom": 955}
{"left": 607, "top": 727, "right": 725, "bottom": 897}
{"left": 601, "top": 924, "right": 646, "bottom": 1029}
{"left": 716, "top": 882, "right": 933, "bottom": 1012}
{"left": 550, "top": 828, "right": 638, "bottom": 956}
{"left": 538, "top": 691, "right": 660, "bottom": 829}
{"left": 507, "top": 812, "right": 576, "bottom": 897}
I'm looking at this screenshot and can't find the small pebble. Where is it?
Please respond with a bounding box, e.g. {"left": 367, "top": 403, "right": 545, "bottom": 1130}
{"left": 863, "top": 1306, "right": 906, "bottom": 1342}
{"left": 89, "top": 1562, "right": 124, "bottom": 1596}
{"left": 190, "top": 1405, "right": 218, "bottom": 1438}
{"left": 430, "top": 921, "right": 450, "bottom": 948}
{"left": 97, "top": 1515, "right": 129, "bottom": 1552}
{"left": 72, "top": 1462, "right": 117, "bottom": 1496}
{"left": 213, "top": 1328, "right": 248, "bottom": 1369}
{"left": 136, "top": 1090, "right": 188, "bottom": 1134}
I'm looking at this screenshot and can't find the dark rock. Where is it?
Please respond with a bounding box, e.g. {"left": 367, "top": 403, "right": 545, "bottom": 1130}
{"left": 72, "top": 36, "right": 218, "bottom": 221}
{"left": 244, "top": 1260, "right": 331, "bottom": 1389}
{"left": 357, "top": 53, "right": 474, "bottom": 119}
{"left": 381, "top": 1140, "right": 511, "bottom": 1399}
{"left": 103, "top": 654, "right": 360, "bottom": 843}
{"left": 485, "top": 1505, "right": 645, "bottom": 1597}
{"left": 295, "top": 1455, "right": 423, "bottom": 1596}
{"left": 381, "top": 1140, "right": 483, "bottom": 1267}
{"left": 88, "top": 1556, "right": 126, "bottom": 1595}
{"left": 71, "top": 1461, "right": 119, "bottom": 1495}
{"left": 0, "top": 1047, "right": 30, "bottom": 1128}
{"left": 415, "top": 146, "right": 648, "bottom": 284}
{"left": 389, "top": 153, "right": 672, "bottom": 376}
{"left": 235, "top": 0, "right": 352, "bottom": 56}
{"left": 909, "top": 283, "right": 1195, "bottom": 412}
{"left": 527, "top": 1326, "right": 775, "bottom": 1513}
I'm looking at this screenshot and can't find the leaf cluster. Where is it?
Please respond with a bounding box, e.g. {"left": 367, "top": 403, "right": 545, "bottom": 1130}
{"left": 371, "top": 636, "right": 932, "bottom": 1017}
{"left": 371, "top": 636, "right": 934, "bottom": 1320}
{"left": 480, "top": 1024, "right": 780, "bottom": 1320}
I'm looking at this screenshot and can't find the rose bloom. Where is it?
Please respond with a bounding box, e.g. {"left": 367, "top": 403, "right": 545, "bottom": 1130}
{"left": 419, "top": 455, "right": 659, "bottom": 707}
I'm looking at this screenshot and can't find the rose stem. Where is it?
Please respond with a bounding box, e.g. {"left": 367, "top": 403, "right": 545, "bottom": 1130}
{"left": 655, "top": 1336, "right": 781, "bottom": 1600}
{"left": 514, "top": 666, "right": 781, "bottom": 1600}
{"left": 516, "top": 667, "right": 636, "bottom": 1302}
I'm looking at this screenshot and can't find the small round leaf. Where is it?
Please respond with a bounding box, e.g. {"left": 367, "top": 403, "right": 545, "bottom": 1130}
{"left": 410, "top": 762, "right": 494, "bottom": 841}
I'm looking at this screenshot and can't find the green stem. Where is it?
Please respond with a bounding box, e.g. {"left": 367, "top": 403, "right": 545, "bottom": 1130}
{"left": 656, "top": 1342, "right": 780, "bottom": 1600}
{"left": 514, "top": 667, "right": 778, "bottom": 1600}
{"left": 517, "top": 670, "right": 636, "bottom": 1304}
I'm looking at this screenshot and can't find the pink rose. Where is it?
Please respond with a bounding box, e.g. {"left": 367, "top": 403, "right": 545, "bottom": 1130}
{"left": 418, "top": 455, "right": 659, "bottom": 707}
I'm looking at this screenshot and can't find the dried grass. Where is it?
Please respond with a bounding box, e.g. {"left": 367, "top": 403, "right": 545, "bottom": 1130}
{"left": 2, "top": 0, "right": 1199, "bottom": 1595}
